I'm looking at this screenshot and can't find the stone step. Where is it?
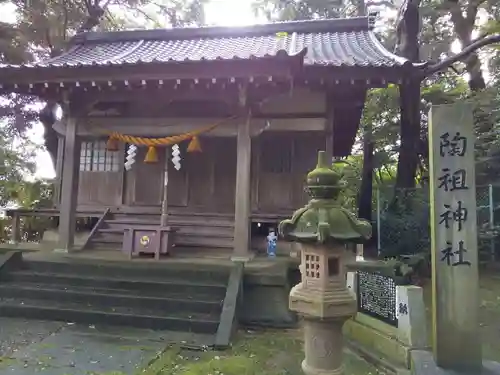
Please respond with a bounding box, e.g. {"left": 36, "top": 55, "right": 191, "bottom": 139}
{"left": 17, "top": 259, "right": 230, "bottom": 285}
{"left": 5, "top": 271, "right": 228, "bottom": 298}
{"left": 0, "top": 297, "right": 219, "bottom": 333}
{"left": 1, "top": 279, "right": 224, "bottom": 301}
{"left": 0, "top": 282, "right": 223, "bottom": 315}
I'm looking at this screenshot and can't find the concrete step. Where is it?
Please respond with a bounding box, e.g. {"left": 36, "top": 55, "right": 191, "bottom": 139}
{"left": 16, "top": 259, "right": 230, "bottom": 285}
{"left": 4, "top": 271, "right": 227, "bottom": 298}
{"left": 0, "top": 297, "right": 219, "bottom": 333}
{"left": 0, "top": 258, "right": 237, "bottom": 336}
{"left": 0, "top": 282, "right": 223, "bottom": 315}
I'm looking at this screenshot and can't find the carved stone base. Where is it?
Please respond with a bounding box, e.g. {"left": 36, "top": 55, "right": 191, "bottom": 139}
{"left": 301, "top": 317, "right": 349, "bottom": 375}
{"left": 289, "top": 282, "right": 357, "bottom": 319}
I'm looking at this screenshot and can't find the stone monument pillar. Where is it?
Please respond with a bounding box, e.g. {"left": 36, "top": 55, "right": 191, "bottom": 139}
{"left": 279, "top": 151, "right": 372, "bottom": 375}
{"left": 428, "top": 103, "right": 481, "bottom": 371}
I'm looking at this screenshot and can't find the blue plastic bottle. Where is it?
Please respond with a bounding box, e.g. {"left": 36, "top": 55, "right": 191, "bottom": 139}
{"left": 267, "top": 229, "right": 277, "bottom": 258}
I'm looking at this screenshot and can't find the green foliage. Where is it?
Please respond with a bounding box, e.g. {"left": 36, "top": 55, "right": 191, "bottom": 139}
{"left": 377, "top": 187, "right": 431, "bottom": 258}
{"left": 0, "top": 0, "right": 207, "bottom": 244}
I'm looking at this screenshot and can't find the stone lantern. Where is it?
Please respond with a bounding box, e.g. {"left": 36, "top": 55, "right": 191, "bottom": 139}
{"left": 278, "top": 151, "right": 372, "bottom": 375}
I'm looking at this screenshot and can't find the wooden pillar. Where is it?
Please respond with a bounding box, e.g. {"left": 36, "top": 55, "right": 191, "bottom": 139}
{"left": 429, "top": 103, "right": 481, "bottom": 371}
{"left": 232, "top": 114, "right": 252, "bottom": 260}
{"left": 56, "top": 117, "right": 80, "bottom": 252}
{"left": 161, "top": 147, "right": 169, "bottom": 226}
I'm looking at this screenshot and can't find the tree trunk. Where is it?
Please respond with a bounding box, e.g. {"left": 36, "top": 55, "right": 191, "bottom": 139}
{"left": 44, "top": 126, "right": 59, "bottom": 168}
{"left": 395, "top": 81, "right": 421, "bottom": 190}
{"left": 354, "top": 0, "right": 376, "bottom": 235}
{"left": 358, "top": 134, "right": 379, "bottom": 258}
{"left": 42, "top": 2, "right": 106, "bottom": 170}
{"left": 447, "top": 0, "right": 486, "bottom": 92}
{"left": 394, "top": 0, "right": 421, "bottom": 190}
{"left": 39, "top": 102, "right": 59, "bottom": 168}
{"left": 358, "top": 132, "right": 373, "bottom": 222}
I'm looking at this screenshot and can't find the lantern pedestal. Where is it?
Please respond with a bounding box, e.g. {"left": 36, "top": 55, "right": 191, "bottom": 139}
{"left": 289, "top": 243, "right": 357, "bottom": 375}
{"left": 302, "top": 318, "right": 347, "bottom": 375}
{"left": 279, "top": 151, "right": 372, "bottom": 375}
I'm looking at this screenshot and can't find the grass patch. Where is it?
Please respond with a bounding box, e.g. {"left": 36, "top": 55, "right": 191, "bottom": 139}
{"left": 141, "top": 330, "right": 381, "bottom": 375}
{"left": 142, "top": 272, "right": 500, "bottom": 375}
{"left": 0, "top": 356, "right": 15, "bottom": 370}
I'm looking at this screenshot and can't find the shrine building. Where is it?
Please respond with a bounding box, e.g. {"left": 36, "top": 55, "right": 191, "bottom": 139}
{"left": 0, "top": 15, "right": 421, "bottom": 259}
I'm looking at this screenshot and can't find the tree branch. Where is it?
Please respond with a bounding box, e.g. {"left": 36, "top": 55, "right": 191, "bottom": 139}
{"left": 423, "top": 34, "right": 500, "bottom": 77}
{"left": 365, "top": 0, "right": 397, "bottom": 9}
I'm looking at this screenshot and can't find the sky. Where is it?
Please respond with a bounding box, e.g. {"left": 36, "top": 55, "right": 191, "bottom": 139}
{"left": 204, "top": 0, "right": 263, "bottom": 26}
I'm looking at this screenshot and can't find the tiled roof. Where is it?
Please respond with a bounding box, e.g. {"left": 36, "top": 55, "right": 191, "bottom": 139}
{"left": 8, "top": 16, "right": 409, "bottom": 69}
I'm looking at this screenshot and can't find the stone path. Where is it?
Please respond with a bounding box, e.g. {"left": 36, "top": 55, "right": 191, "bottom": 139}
{"left": 0, "top": 318, "right": 212, "bottom": 375}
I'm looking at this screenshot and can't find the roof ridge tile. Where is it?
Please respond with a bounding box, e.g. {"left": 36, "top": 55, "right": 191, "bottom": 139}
{"left": 71, "top": 17, "right": 371, "bottom": 45}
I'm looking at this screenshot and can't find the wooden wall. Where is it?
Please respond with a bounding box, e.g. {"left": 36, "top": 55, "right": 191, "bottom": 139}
{"left": 78, "top": 172, "right": 123, "bottom": 206}
{"left": 77, "top": 143, "right": 124, "bottom": 207}
{"left": 75, "top": 131, "right": 325, "bottom": 215}
{"left": 251, "top": 131, "right": 324, "bottom": 214}
{"left": 123, "top": 147, "right": 166, "bottom": 206}
{"left": 167, "top": 137, "right": 236, "bottom": 213}
{"left": 165, "top": 131, "right": 324, "bottom": 215}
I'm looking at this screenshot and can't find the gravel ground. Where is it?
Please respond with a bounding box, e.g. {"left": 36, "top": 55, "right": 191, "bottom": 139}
{"left": 0, "top": 318, "right": 64, "bottom": 357}
{"left": 0, "top": 317, "right": 212, "bottom": 375}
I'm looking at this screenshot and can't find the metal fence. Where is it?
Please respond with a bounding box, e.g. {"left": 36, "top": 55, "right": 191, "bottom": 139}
{"left": 375, "top": 185, "right": 500, "bottom": 262}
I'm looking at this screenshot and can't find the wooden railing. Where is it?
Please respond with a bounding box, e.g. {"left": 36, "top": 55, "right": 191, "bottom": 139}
{"left": 80, "top": 208, "right": 110, "bottom": 250}
{"left": 5, "top": 207, "right": 109, "bottom": 244}
{"left": 6, "top": 208, "right": 60, "bottom": 244}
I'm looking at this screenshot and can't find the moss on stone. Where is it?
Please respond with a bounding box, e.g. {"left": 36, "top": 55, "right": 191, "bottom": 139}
{"left": 279, "top": 151, "right": 372, "bottom": 245}
{"left": 140, "top": 329, "right": 381, "bottom": 375}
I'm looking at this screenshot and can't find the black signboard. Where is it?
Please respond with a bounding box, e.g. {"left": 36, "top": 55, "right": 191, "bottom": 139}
{"left": 356, "top": 271, "right": 398, "bottom": 327}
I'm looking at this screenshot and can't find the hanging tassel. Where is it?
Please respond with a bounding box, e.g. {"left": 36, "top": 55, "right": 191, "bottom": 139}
{"left": 144, "top": 146, "right": 158, "bottom": 163}
{"left": 187, "top": 136, "right": 202, "bottom": 153}
{"left": 106, "top": 137, "right": 119, "bottom": 151}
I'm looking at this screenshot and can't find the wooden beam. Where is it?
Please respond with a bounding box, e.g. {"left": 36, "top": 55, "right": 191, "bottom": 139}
{"left": 78, "top": 112, "right": 327, "bottom": 120}
{"left": 70, "top": 81, "right": 306, "bottom": 118}
{"left": 54, "top": 117, "right": 327, "bottom": 138}
{"left": 0, "top": 59, "right": 303, "bottom": 86}
{"left": 56, "top": 117, "right": 80, "bottom": 252}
